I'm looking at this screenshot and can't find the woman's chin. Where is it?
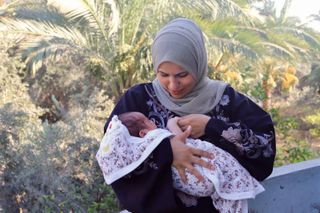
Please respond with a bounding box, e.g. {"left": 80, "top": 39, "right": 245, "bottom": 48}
{"left": 170, "top": 92, "right": 185, "bottom": 99}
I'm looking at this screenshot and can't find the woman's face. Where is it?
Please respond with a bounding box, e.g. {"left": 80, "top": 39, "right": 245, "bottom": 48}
{"left": 156, "top": 62, "right": 196, "bottom": 99}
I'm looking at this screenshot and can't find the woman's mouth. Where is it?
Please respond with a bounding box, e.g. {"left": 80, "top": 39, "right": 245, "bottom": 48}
{"left": 170, "top": 89, "right": 183, "bottom": 96}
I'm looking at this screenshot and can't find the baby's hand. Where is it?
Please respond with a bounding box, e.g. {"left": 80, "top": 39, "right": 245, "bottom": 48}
{"left": 167, "top": 117, "right": 180, "bottom": 126}
{"left": 167, "top": 117, "right": 183, "bottom": 134}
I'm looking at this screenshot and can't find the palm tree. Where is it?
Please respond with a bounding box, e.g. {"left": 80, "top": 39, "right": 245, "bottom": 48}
{"left": 0, "top": 0, "right": 256, "bottom": 99}
{"left": 0, "top": 0, "right": 154, "bottom": 98}
{"left": 254, "top": 0, "right": 320, "bottom": 109}
{"left": 207, "top": 0, "right": 320, "bottom": 110}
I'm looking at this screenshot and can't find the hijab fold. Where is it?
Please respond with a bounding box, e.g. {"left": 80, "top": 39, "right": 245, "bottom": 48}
{"left": 152, "top": 18, "right": 227, "bottom": 116}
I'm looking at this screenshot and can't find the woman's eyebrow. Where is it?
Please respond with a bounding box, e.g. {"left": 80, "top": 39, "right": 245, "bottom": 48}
{"left": 157, "top": 70, "right": 188, "bottom": 75}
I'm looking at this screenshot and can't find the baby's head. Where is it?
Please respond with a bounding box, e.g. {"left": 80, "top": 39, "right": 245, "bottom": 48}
{"left": 118, "top": 112, "right": 157, "bottom": 137}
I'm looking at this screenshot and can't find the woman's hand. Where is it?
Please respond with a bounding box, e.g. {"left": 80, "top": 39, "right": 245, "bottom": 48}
{"left": 178, "top": 114, "right": 211, "bottom": 138}
{"left": 170, "top": 126, "right": 214, "bottom": 183}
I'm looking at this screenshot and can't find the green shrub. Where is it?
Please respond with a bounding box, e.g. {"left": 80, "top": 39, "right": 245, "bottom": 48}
{"left": 270, "top": 108, "right": 317, "bottom": 166}
{"left": 275, "top": 138, "right": 316, "bottom": 166}
{"left": 304, "top": 110, "right": 320, "bottom": 137}
{"left": 0, "top": 43, "right": 119, "bottom": 212}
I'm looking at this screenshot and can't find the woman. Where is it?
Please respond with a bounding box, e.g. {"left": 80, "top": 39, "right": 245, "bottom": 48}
{"left": 103, "top": 18, "right": 276, "bottom": 213}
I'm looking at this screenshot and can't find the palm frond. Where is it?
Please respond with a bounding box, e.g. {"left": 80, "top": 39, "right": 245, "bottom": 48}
{"left": 11, "top": 7, "right": 70, "bottom": 27}
{"left": 236, "top": 26, "right": 268, "bottom": 39}
{"left": 19, "top": 37, "right": 87, "bottom": 76}
{"left": 120, "top": 0, "right": 148, "bottom": 45}
{"left": 0, "top": 17, "right": 88, "bottom": 47}
{"left": 104, "top": 0, "right": 120, "bottom": 36}
{"left": 284, "top": 41, "right": 310, "bottom": 57}
{"left": 1, "top": 0, "right": 47, "bottom": 10}
{"left": 151, "top": 0, "right": 252, "bottom": 24}
{"left": 207, "top": 18, "right": 238, "bottom": 38}
{"left": 234, "top": 31, "right": 263, "bottom": 48}
{"left": 181, "top": 0, "right": 251, "bottom": 21}
{"left": 258, "top": 41, "right": 294, "bottom": 58}
{"left": 216, "top": 0, "right": 250, "bottom": 18}
{"left": 274, "top": 27, "right": 320, "bottom": 49}
{"left": 279, "top": 0, "right": 292, "bottom": 24}
{"left": 174, "top": 0, "right": 219, "bottom": 18}
{"left": 0, "top": 0, "right": 46, "bottom": 18}
{"left": 208, "top": 37, "right": 258, "bottom": 59}
{"left": 58, "top": 0, "right": 111, "bottom": 43}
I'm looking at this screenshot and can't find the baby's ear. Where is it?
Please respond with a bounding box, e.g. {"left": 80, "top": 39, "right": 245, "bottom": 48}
{"left": 139, "top": 129, "right": 148, "bottom": 137}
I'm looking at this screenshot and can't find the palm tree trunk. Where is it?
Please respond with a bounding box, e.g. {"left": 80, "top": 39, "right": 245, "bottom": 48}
{"left": 262, "top": 79, "right": 271, "bottom": 110}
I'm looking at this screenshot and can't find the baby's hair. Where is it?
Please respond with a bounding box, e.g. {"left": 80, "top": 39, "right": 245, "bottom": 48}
{"left": 118, "top": 112, "right": 147, "bottom": 137}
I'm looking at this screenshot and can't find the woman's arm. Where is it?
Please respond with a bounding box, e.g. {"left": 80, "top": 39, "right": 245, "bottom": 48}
{"left": 206, "top": 86, "right": 276, "bottom": 181}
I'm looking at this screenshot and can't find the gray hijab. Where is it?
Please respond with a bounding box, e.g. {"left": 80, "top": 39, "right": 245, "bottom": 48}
{"left": 152, "top": 18, "right": 227, "bottom": 116}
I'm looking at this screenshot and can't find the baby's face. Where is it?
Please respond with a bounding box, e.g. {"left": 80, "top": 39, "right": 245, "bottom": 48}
{"left": 132, "top": 112, "right": 157, "bottom": 132}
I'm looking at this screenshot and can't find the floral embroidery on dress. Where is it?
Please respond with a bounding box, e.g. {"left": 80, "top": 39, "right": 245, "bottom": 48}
{"left": 206, "top": 92, "right": 275, "bottom": 159}
{"left": 219, "top": 95, "right": 230, "bottom": 106}
{"left": 239, "top": 129, "right": 275, "bottom": 158}
{"left": 261, "top": 134, "right": 275, "bottom": 157}
{"left": 220, "top": 122, "right": 275, "bottom": 159}
{"left": 145, "top": 85, "right": 175, "bottom": 128}
{"left": 221, "top": 127, "right": 242, "bottom": 143}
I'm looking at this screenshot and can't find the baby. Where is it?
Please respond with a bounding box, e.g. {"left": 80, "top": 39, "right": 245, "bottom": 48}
{"left": 115, "top": 112, "right": 265, "bottom": 213}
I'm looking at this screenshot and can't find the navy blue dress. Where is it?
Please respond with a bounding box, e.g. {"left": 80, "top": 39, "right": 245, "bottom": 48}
{"left": 104, "top": 83, "right": 276, "bottom": 213}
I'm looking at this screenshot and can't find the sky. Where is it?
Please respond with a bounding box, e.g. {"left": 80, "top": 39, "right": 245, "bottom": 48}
{"left": 275, "top": 0, "right": 320, "bottom": 30}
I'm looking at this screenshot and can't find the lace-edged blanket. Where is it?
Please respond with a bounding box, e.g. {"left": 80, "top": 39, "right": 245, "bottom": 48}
{"left": 96, "top": 115, "right": 173, "bottom": 184}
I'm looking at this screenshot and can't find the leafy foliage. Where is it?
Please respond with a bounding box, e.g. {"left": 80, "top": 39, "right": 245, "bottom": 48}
{"left": 304, "top": 110, "right": 320, "bottom": 137}
{"left": 269, "top": 108, "right": 318, "bottom": 166}
{"left": 300, "top": 63, "right": 320, "bottom": 94}
{"left": 0, "top": 40, "right": 119, "bottom": 212}
{"left": 0, "top": 0, "right": 259, "bottom": 99}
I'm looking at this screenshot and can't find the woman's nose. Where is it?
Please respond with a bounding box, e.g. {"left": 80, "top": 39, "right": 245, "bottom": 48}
{"left": 168, "top": 77, "right": 180, "bottom": 90}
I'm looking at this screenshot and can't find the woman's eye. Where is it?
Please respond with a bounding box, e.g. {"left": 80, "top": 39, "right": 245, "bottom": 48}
{"left": 158, "top": 72, "right": 169, "bottom": 77}
{"left": 176, "top": 72, "right": 189, "bottom": 78}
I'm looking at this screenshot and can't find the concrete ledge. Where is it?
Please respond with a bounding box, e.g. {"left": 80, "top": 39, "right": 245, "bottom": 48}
{"left": 248, "top": 158, "right": 320, "bottom": 213}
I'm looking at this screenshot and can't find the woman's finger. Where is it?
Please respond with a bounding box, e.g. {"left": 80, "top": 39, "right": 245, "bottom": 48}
{"left": 179, "top": 125, "right": 187, "bottom": 131}
{"left": 177, "top": 168, "right": 187, "bottom": 183}
{"left": 177, "top": 117, "right": 189, "bottom": 126}
{"left": 191, "top": 156, "right": 215, "bottom": 170}
{"left": 192, "top": 148, "right": 214, "bottom": 159}
{"left": 185, "top": 165, "right": 204, "bottom": 182}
